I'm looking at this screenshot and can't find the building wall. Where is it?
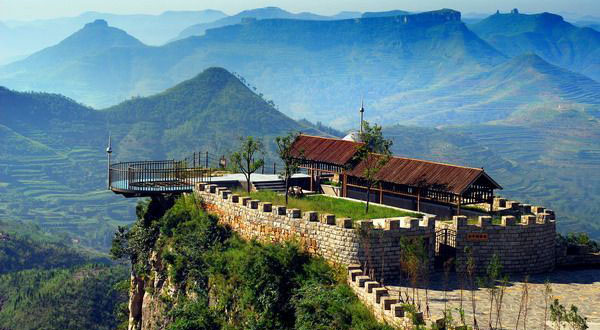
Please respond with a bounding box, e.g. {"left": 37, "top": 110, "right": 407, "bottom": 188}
{"left": 194, "top": 183, "right": 434, "bottom": 283}
{"left": 437, "top": 215, "right": 556, "bottom": 274}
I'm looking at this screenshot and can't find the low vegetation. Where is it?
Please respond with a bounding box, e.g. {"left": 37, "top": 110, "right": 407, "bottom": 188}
{"left": 112, "top": 195, "right": 393, "bottom": 330}
{"left": 236, "top": 190, "right": 420, "bottom": 221}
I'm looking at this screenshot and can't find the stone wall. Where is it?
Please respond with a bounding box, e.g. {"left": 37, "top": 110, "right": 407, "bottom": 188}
{"left": 346, "top": 264, "right": 420, "bottom": 329}
{"left": 438, "top": 214, "right": 556, "bottom": 274}
{"left": 194, "top": 183, "right": 434, "bottom": 283}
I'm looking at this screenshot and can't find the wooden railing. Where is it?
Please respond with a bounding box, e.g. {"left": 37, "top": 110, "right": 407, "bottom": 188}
{"left": 109, "top": 160, "right": 211, "bottom": 195}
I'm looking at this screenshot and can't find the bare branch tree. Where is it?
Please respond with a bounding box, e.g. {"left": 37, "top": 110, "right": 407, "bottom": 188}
{"left": 231, "top": 136, "right": 264, "bottom": 193}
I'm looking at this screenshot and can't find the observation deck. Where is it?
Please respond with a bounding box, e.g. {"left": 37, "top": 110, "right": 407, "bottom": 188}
{"left": 109, "top": 160, "right": 211, "bottom": 197}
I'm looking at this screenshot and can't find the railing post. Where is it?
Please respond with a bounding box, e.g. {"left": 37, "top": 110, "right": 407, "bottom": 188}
{"left": 206, "top": 151, "right": 209, "bottom": 168}
{"left": 273, "top": 162, "right": 276, "bottom": 174}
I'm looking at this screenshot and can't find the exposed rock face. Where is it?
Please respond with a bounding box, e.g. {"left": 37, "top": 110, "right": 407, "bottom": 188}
{"left": 128, "top": 248, "right": 176, "bottom": 329}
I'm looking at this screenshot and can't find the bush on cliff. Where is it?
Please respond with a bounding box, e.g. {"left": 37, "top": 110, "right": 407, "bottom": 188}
{"left": 113, "top": 195, "right": 392, "bottom": 330}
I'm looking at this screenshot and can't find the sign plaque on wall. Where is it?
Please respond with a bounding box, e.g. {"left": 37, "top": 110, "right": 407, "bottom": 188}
{"left": 466, "top": 233, "right": 489, "bottom": 242}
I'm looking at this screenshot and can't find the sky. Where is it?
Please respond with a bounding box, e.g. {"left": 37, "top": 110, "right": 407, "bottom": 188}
{"left": 0, "top": 0, "right": 599, "bottom": 21}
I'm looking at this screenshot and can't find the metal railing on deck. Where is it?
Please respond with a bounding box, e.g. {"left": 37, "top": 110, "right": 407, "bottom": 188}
{"left": 109, "top": 160, "right": 211, "bottom": 194}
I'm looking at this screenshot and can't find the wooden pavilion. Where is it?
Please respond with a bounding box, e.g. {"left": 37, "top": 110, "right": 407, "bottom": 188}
{"left": 290, "top": 135, "right": 502, "bottom": 215}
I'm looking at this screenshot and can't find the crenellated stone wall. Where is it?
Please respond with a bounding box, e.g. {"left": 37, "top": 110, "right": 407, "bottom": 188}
{"left": 346, "top": 264, "right": 421, "bottom": 329}
{"left": 437, "top": 214, "right": 556, "bottom": 274}
{"left": 194, "top": 183, "right": 434, "bottom": 282}
{"left": 194, "top": 183, "right": 557, "bottom": 278}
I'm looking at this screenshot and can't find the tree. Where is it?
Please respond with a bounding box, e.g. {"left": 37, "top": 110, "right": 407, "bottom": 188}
{"left": 231, "top": 136, "right": 265, "bottom": 193}
{"left": 275, "top": 132, "right": 304, "bottom": 205}
{"left": 354, "top": 121, "right": 393, "bottom": 213}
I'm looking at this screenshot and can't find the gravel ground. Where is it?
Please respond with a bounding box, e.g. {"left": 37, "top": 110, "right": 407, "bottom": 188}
{"left": 386, "top": 268, "right": 600, "bottom": 329}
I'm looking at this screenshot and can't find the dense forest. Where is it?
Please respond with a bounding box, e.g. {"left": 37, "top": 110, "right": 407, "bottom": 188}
{"left": 0, "top": 219, "right": 128, "bottom": 330}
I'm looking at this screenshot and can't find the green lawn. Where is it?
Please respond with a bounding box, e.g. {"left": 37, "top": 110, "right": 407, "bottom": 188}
{"left": 235, "top": 190, "right": 420, "bottom": 221}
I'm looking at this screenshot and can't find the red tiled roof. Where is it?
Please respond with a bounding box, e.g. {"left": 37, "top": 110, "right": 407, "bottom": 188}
{"left": 348, "top": 154, "right": 501, "bottom": 194}
{"left": 293, "top": 135, "right": 501, "bottom": 194}
{"left": 291, "top": 134, "right": 362, "bottom": 166}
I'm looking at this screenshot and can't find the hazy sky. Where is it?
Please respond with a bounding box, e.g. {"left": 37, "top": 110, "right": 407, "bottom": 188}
{"left": 1, "top": 0, "right": 599, "bottom": 21}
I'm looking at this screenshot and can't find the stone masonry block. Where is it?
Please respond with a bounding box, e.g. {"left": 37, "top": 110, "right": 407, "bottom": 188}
{"left": 365, "top": 281, "right": 379, "bottom": 293}
{"left": 337, "top": 218, "right": 352, "bottom": 228}
{"left": 453, "top": 215, "right": 468, "bottom": 228}
{"left": 347, "top": 264, "right": 362, "bottom": 272}
{"left": 249, "top": 200, "right": 259, "bottom": 209}
{"left": 208, "top": 184, "right": 217, "bottom": 193}
{"left": 382, "top": 297, "right": 398, "bottom": 310}
{"left": 261, "top": 203, "right": 272, "bottom": 212}
{"left": 506, "top": 200, "right": 520, "bottom": 210}
{"left": 385, "top": 219, "right": 400, "bottom": 230}
{"left": 391, "top": 304, "right": 405, "bottom": 317}
{"left": 321, "top": 214, "right": 336, "bottom": 225}
{"left": 409, "top": 218, "right": 420, "bottom": 230}
{"left": 349, "top": 269, "right": 363, "bottom": 282}
{"left": 373, "top": 287, "right": 388, "bottom": 303}
{"left": 501, "top": 215, "right": 516, "bottom": 226}
{"left": 478, "top": 216, "right": 492, "bottom": 227}
{"left": 221, "top": 190, "right": 230, "bottom": 199}
{"left": 288, "top": 208, "right": 301, "bottom": 219}
{"left": 305, "top": 211, "right": 318, "bottom": 222}
{"left": 274, "top": 205, "right": 286, "bottom": 215}
{"left": 521, "top": 215, "right": 536, "bottom": 225}
{"left": 521, "top": 204, "right": 532, "bottom": 213}
{"left": 532, "top": 206, "right": 545, "bottom": 214}
{"left": 356, "top": 276, "right": 370, "bottom": 288}
{"left": 496, "top": 197, "right": 507, "bottom": 208}
{"left": 358, "top": 220, "right": 373, "bottom": 230}
{"left": 241, "top": 197, "right": 251, "bottom": 206}
{"left": 195, "top": 183, "right": 207, "bottom": 191}
{"left": 230, "top": 194, "right": 240, "bottom": 203}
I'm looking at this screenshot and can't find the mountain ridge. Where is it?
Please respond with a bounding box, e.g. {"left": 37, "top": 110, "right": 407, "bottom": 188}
{"left": 471, "top": 11, "right": 600, "bottom": 80}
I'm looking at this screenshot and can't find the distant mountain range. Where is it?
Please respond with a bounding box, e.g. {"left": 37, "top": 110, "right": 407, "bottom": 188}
{"left": 0, "top": 9, "right": 225, "bottom": 64}
{"left": 470, "top": 11, "right": 600, "bottom": 81}
{"left": 1, "top": 8, "right": 599, "bottom": 129}
{"left": 176, "top": 6, "right": 361, "bottom": 39}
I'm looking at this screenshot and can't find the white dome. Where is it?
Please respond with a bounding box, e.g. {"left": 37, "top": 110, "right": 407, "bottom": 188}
{"left": 343, "top": 131, "right": 360, "bottom": 142}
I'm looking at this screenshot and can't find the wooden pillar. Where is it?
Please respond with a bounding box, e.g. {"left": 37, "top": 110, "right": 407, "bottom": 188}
{"left": 379, "top": 182, "right": 383, "bottom": 204}
{"left": 309, "top": 169, "right": 313, "bottom": 192}
{"left": 342, "top": 173, "right": 347, "bottom": 197}
{"left": 417, "top": 187, "right": 421, "bottom": 212}
{"left": 457, "top": 196, "right": 462, "bottom": 216}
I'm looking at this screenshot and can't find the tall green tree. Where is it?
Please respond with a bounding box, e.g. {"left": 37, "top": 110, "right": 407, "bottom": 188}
{"left": 354, "top": 121, "right": 393, "bottom": 213}
{"left": 275, "top": 132, "right": 304, "bottom": 205}
{"left": 231, "top": 136, "right": 265, "bottom": 193}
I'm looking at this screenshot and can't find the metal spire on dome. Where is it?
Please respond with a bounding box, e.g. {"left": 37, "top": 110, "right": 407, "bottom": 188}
{"left": 359, "top": 98, "right": 365, "bottom": 135}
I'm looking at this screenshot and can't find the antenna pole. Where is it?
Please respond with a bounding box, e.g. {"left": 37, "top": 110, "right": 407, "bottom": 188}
{"left": 106, "top": 133, "right": 113, "bottom": 190}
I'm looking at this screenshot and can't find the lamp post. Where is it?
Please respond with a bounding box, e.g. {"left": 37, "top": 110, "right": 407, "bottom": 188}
{"left": 106, "top": 134, "right": 112, "bottom": 190}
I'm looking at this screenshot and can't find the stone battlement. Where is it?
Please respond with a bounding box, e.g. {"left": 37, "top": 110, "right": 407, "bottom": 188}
{"left": 437, "top": 215, "right": 556, "bottom": 274}
{"left": 346, "top": 264, "right": 421, "bottom": 329}
{"left": 195, "top": 183, "right": 557, "bottom": 277}
{"left": 194, "top": 183, "right": 434, "bottom": 282}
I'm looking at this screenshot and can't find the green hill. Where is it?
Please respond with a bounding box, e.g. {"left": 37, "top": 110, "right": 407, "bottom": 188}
{"left": 0, "top": 67, "right": 325, "bottom": 250}
{"left": 105, "top": 67, "right": 321, "bottom": 160}
{"left": 470, "top": 11, "right": 600, "bottom": 81}
{"left": 0, "top": 219, "right": 126, "bottom": 330}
